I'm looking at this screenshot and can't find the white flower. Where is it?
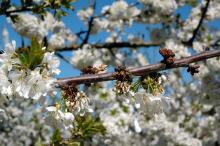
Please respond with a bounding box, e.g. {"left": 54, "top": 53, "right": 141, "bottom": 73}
{"left": 103, "top": 1, "right": 140, "bottom": 24}
{"left": 25, "top": 69, "right": 56, "bottom": 99}
{"left": 9, "top": 13, "right": 48, "bottom": 40}
{"left": 140, "top": 0, "right": 177, "bottom": 14}
{"left": 42, "top": 52, "right": 60, "bottom": 75}
{"left": 90, "top": 18, "right": 109, "bottom": 34}
{"left": 77, "top": 7, "right": 94, "bottom": 22}
{"left": 0, "top": 108, "right": 4, "bottom": 113}
{"left": 65, "top": 91, "right": 92, "bottom": 116}
{"left": 0, "top": 69, "right": 12, "bottom": 95}
{"left": 44, "top": 106, "right": 74, "bottom": 131}
{"left": 193, "top": 41, "right": 204, "bottom": 52}
{"left": 165, "top": 39, "right": 190, "bottom": 58}
{"left": 135, "top": 92, "right": 171, "bottom": 116}
{"left": 0, "top": 41, "right": 59, "bottom": 99}
{"left": 0, "top": 40, "right": 18, "bottom": 71}
{"left": 71, "top": 45, "right": 100, "bottom": 69}
{"left": 109, "top": 1, "right": 128, "bottom": 20}
{"left": 49, "top": 34, "right": 65, "bottom": 48}
{"left": 134, "top": 118, "right": 142, "bottom": 133}
{"left": 8, "top": 69, "right": 26, "bottom": 94}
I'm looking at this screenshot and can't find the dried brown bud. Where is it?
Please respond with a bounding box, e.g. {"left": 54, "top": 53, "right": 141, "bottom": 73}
{"left": 187, "top": 64, "right": 200, "bottom": 75}
{"left": 81, "top": 64, "right": 108, "bottom": 75}
{"left": 61, "top": 82, "right": 78, "bottom": 100}
{"left": 113, "top": 65, "right": 132, "bottom": 83}
{"left": 159, "top": 48, "right": 175, "bottom": 58}
{"left": 81, "top": 66, "right": 96, "bottom": 74}
{"left": 166, "top": 57, "right": 175, "bottom": 64}
{"left": 159, "top": 48, "right": 175, "bottom": 65}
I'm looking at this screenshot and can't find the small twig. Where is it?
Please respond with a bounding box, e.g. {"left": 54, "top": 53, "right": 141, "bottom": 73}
{"left": 184, "top": 0, "right": 211, "bottom": 46}
{"left": 75, "top": 30, "right": 87, "bottom": 41}
{"left": 56, "top": 42, "right": 161, "bottom": 51}
{"left": 80, "top": 0, "right": 96, "bottom": 48}
{"left": 55, "top": 52, "right": 76, "bottom": 69}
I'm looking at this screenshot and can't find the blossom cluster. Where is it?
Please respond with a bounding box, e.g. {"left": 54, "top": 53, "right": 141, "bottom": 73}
{"left": 0, "top": 41, "right": 60, "bottom": 100}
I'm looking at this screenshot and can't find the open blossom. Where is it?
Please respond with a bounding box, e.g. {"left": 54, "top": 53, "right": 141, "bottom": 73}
{"left": 165, "top": 39, "right": 190, "bottom": 58}
{"left": 145, "top": 114, "right": 202, "bottom": 146}
{"left": 20, "top": 69, "right": 56, "bottom": 99}
{"left": 65, "top": 91, "right": 92, "bottom": 116}
{"left": 135, "top": 92, "right": 171, "bottom": 116}
{"left": 139, "top": 0, "right": 177, "bottom": 14}
{"left": 71, "top": 45, "right": 98, "bottom": 69}
{"left": 109, "top": 1, "right": 129, "bottom": 20}
{"left": 100, "top": 103, "right": 134, "bottom": 136}
{"left": 42, "top": 52, "right": 61, "bottom": 75}
{"left": 90, "top": 18, "right": 109, "bottom": 34}
{"left": 9, "top": 13, "right": 77, "bottom": 48}
{"left": 77, "top": 7, "right": 94, "bottom": 22}
{"left": 44, "top": 106, "right": 74, "bottom": 131}
{"left": 0, "top": 69, "right": 13, "bottom": 95}
{"left": 9, "top": 13, "right": 47, "bottom": 40}
{"left": 101, "top": 0, "right": 140, "bottom": 27}
{"left": 108, "top": 1, "right": 140, "bottom": 20}
{"left": 0, "top": 98, "right": 51, "bottom": 146}
{"left": 0, "top": 40, "right": 18, "bottom": 71}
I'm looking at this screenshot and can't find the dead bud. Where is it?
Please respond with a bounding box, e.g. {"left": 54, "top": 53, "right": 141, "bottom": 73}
{"left": 187, "top": 64, "right": 200, "bottom": 75}
{"left": 60, "top": 82, "right": 78, "bottom": 100}
{"left": 159, "top": 48, "right": 175, "bottom": 65}
{"left": 113, "top": 65, "right": 132, "bottom": 83}
{"left": 81, "top": 64, "right": 108, "bottom": 75}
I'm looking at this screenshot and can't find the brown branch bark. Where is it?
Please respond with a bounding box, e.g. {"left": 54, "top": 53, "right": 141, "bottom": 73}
{"left": 57, "top": 49, "right": 220, "bottom": 86}
{"left": 55, "top": 42, "right": 161, "bottom": 51}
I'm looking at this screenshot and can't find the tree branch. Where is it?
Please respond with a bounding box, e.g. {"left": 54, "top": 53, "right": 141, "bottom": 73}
{"left": 79, "top": 1, "right": 96, "bottom": 47}
{"left": 184, "top": 0, "right": 211, "bottom": 46}
{"left": 57, "top": 49, "right": 220, "bottom": 86}
{"left": 55, "top": 52, "right": 75, "bottom": 68}
{"left": 55, "top": 42, "right": 161, "bottom": 51}
{"left": 2, "top": 7, "right": 32, "bottom": 16}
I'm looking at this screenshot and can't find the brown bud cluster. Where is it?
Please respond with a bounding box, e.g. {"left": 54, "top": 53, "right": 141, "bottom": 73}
{"left": 159, "top": 48, "right": 175, "bottom": 65}
{"left": 187, "top": 64, "right": 200, "bottom": 75}
{"left": 113, "top": 66, "right": 132, "bottom": 83}
{"left": 81, "top": 64, "right": 108, "bottom": 75}
{"left": 60, "top": 82, "right": 80, "bottom": 112}
{"left": 61, "top": 82, "right": 78, "bottom": 100}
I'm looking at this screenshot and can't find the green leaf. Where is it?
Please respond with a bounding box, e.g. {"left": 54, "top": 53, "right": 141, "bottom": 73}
{"left": 122, "top": 105, "right": 129, "bottom": 113}
{"left": 50, "top": 129, "right": 63, "bottom": 146}
{"left": 188, "top": 0, "right": 198, "bottom": 7}
{"left": 130, "top": 79, "right": 141, "bottom": 93}
{"left": 110, "top": 109, "right": 117, "bottom": 116}
{"left": 74, "top": 114, "right": 106, "bottom": 140}
{"left": 55, "top": 9, "right": 68, "bottom": 20}
{"left": 67, "top": 142, "right": 81, "bottom": 146}
{"left": 17, "top": 37, "right": 44, "bottom": 70}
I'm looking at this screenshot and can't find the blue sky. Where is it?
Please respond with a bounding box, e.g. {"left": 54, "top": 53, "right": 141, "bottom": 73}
{"left": 0, "top": 0, "right": 219, "bottom": 81}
